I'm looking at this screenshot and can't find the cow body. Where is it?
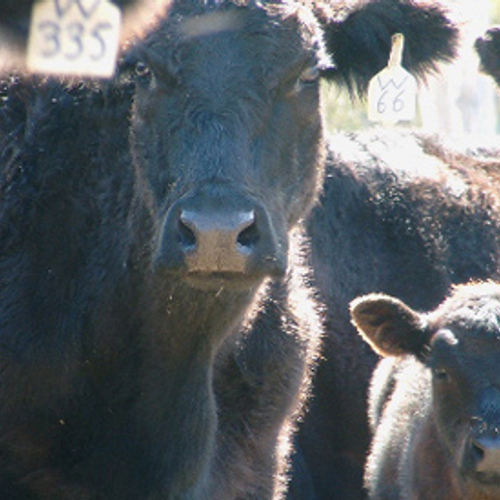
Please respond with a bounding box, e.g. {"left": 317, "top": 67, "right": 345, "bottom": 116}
{"left": 291, "top": 128, "right": 500, "bottom": 499}
{"left": 0, "top": 0, "right": 458, "bottom": 498}
{"left": 351, "top": 282, "right": 500, "bottom": 499}
{"left": 0, "top": 9, "right": 323, "bottom": 496}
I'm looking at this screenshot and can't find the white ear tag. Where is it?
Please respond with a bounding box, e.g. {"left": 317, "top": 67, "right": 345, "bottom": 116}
{"left": 368, "top": 33, "right": 417, "bottom": 125}
{"left": 26, "top": 0, "right": 121, "bottom": 78}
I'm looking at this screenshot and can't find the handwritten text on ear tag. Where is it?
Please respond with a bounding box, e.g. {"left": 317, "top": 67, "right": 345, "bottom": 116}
{"left": 27, "top": 0, "right": 121, "bottom": 78}
{"left": 368, "top": 34, "right": 417, "bottom": 125}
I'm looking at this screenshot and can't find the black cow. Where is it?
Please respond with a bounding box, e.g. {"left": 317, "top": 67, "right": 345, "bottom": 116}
{"left": 351, "top": 282, "right": 500, "bottom": 499}
{"left": 290, "top": 131, "right": 500, "bottom": 499}
{"left": 0, "top": 0, "right": 457, "bottom": 498}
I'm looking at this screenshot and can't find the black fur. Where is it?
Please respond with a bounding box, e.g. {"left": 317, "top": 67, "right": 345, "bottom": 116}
{"left": 291, "top": 131, "right": 500, "bottom": 499}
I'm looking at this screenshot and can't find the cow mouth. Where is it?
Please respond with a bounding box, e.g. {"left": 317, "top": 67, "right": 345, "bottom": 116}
{"left": 184, "top": 271, "right": 265, "bottom": 291}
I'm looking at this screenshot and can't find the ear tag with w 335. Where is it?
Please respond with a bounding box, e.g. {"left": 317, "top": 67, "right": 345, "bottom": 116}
{"left": 367, "top": 33, "right": 417, "bottom": 125}
{"left": 27, "top": 0, "right": 121, "bottom": 77}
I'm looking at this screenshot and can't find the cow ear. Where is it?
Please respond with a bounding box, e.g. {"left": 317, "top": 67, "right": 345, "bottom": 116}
{"left": 350, "top": 294, "right": 429, "bottom": 358}
{"left": 317, "top": 0, "right": 459, "bottom": 96}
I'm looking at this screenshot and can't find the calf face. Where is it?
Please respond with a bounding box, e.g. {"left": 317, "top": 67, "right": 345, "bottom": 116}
{"left": 351, "top": 282, "right": 500, "bottom": 494}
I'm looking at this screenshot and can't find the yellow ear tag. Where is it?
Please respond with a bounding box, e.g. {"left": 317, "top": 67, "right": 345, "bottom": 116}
{"left": 367, "top": 33, "right": 417, "bottom": 125}
{"left": 26, "top": 0, "right": 121, "bottom": 77}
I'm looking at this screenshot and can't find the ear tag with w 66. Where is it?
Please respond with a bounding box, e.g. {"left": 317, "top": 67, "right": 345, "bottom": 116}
{"left": 368, "top": 34, "right": 417, "bottom": 125}
{"left": 27, "top": 0, "right": 121, "bottom": 77}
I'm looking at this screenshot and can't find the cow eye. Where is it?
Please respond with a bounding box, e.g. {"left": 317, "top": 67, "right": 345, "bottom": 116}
{"left": 299, "top": 66, "right": 320, "bottom": 85}
{"left": 290, "top": 65, "right": 320, "bottom": 95}
{"left": 135, "top": 61, "right": 151, "bottom": 79}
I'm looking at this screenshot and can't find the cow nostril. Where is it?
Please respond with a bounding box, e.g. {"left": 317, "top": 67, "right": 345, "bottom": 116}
{"left": 237, "top": 221, "right": 260, "bottom": 250}
{"left": 472, "top": 440, "right": 486, "bottom": 462}
{"left": 177, "top": 219, "right": 196, "bottom": 250}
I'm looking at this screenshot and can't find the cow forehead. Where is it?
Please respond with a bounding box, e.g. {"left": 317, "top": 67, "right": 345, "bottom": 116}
{"left": 150, "top": 1, "right": 323, "bottom": 72}
{"left": 432, "top": 318, "right": 500, "bottom": 344}
{"left": 433, "top": 330, "right": 500, "bottom": 352}
{"left": 429, "top": 285, "right": 500, "bottom": 340}
{"left": 429, "top": 329, "right": 500, "bottom": 385}
{"left": 430, "top": 323, "right": 500, "bottom": 367}
{"left": 179, "top": 10, "right": 243, "bottom": 38}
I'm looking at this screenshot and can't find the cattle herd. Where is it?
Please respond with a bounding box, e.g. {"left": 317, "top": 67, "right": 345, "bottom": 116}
{"left": 1, "top": 0, "right": 500, "bottom": 498}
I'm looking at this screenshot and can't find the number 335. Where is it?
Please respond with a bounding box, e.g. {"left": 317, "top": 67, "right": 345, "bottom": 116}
{"left": 37, "top": 21, "right": 112, "bottom": 61}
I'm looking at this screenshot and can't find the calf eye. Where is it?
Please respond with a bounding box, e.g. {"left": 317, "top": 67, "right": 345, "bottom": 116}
{"left": 434, "top": 367, "right": 449, "bottom": 381}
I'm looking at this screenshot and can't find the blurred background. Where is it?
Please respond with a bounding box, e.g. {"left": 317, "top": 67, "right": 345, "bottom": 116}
{"left": 324, "top": 0, "right": 500, "bottom": 138}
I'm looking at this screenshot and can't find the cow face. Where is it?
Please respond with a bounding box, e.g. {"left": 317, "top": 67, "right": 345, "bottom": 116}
{"left": 129, "top": 0, "right": 328, "bottom": 291}
{"left": 427, "top": 291, "right": 500, "bottom": 491}
{"left": 429, "top": 327, "right": 500, "bottom": 489}
{"left": 351, "top": 283, "right": 500, "bottom": 493}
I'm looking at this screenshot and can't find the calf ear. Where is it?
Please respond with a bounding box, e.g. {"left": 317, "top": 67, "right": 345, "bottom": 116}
{"left": 318, "top": 0, "right": 459, "bottom": 95}
{"left": 350, "top": 293, "right": 429, "bottom": 358}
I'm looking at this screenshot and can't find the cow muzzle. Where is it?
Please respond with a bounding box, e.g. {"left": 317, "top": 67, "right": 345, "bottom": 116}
{"left": 156, "top": 186, "right": 287, "bottom": 289}
{"left": 463, "top": 416, "right": 500, "bottom": 484}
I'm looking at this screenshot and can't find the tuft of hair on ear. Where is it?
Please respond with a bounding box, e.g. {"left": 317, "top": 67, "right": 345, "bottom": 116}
{"left": 350, "top": 293, "right": 429, "bottom": 358}
{"left": 475, "top": 27, "right": 500, "bottom": 88}
{"left": 317, "top": 0, "right": 459, "bottom": 97}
